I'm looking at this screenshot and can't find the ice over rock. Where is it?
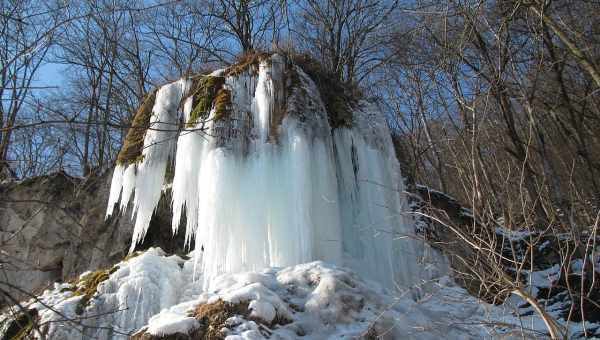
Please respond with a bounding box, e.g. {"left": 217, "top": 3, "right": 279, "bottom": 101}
{"left": 106, "top": 53, "right": 423, "bottom": 291}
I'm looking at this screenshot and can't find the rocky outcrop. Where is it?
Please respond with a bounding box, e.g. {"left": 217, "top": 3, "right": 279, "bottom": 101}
{"left": 0, "top": 170, "right": 184, "bottom": 307}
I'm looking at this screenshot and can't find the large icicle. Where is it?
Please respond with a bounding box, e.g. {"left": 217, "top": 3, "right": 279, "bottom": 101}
{"left": 130, "top": 79, "right": 190, "bottom": 251}
{"left": 170, "top": 96, "right": 210, "bottom": 246}
{"left": 106, "top": 79, "right": 190, "bottom": 252}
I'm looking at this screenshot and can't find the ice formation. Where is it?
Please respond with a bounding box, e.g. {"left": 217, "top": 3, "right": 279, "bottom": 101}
{"left": 106, "top": 54, "right": 422, "bottom": 291}
{"left": 12, "top": 249, "right": 593, "bottom": 339}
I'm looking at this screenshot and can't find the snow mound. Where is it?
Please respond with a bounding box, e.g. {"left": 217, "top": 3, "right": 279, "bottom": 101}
{"left": 138, "top": 260, "right": 557, "bottom": 340}
{"left": 7, "top": 248, "right": 597, "bottom": 339}
{"left": 19, "top": 248, "right": 202, "bottom": 339}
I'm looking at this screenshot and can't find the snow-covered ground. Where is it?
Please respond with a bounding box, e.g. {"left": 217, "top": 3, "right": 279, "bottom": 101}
{"left": 2, "top": 247, "right": 596, "bottom": 339}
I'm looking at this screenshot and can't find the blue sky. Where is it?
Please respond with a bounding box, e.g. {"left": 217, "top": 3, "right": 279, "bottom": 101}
{"left": 34, "top": 62, "right": 66, "bottom": 88}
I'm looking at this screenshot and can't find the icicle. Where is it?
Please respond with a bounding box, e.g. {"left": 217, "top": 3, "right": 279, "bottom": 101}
{"left": 171, "top": 116, "right": 212, "bottom": 246}
{"left": 254, "top": 61, "right": 272, "bottom": 143}
{"left": 106, "top": 164, "right": 125, "bottom": 217}
{"left": 128, "top": 79, "right": 190, "bottom": 252}
{"left": 120, "top": 164, "right": 136, "bottom": 212}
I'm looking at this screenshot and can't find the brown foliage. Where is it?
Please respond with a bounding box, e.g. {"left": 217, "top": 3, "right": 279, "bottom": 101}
{"left": 116, "top": 90, "right": 157, "bottom": 166}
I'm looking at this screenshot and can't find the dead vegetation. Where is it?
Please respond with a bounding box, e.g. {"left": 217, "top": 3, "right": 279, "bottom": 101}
{"left": 122, "top": 250, "right": 144, "bottom": 262}
{"left": 117, "top": 90, "right": 157, "bottom": 165}
{"left": 0, "top": 309, "right": 38, "bottom": 340}
{"left": 131, "top": 298, "right": 292, "bottom": 340}
{"left": 65, "top": 266, "right": 118, "bottom": 315}
{"left": 190, "top": 299, "right": 251, "bottom": 339}
{"left": 211, "top": 89, "right": 232, "bottom": 122}
{"left": 225, "top": 51, "right": 271, "bottom": 77}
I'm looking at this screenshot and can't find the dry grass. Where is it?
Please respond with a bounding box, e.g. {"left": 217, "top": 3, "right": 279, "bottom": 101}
{"left": 69, "top": 266, "right": 118, "bottom": 315}
{"left": 190, "top": 299, "right": 251, "bottom": 340}
{"left": 212, "top": 88, "right": 232, "bottom": 122}
{"left": 225, "top": 51, "right": 271, "bottom": 77}
{"left": 1, "top": 309, "right": 38, "bottom": 340}
{"left": 117, "top": 90, "right": 157, "bottom": 165}
{"left": 122, "top": 250, "right": 144, "bottom": 262}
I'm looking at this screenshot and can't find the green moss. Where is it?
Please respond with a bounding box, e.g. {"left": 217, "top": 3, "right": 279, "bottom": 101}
{"left": 187, "top": 76, "right": 226, "bottom": 127}
{"left": 117, "top": 90, "right": 157, "bottom": 166}
{"left": 71, "top": 266, "right": 118, "bottom": 315}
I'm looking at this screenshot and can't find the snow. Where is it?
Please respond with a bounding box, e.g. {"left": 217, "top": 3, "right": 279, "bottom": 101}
{"left": 191, "top": 259, "right": 575, "bottom": 339}
{"left": 26, "top": 248, "right": 202, "bottom": 339}
{"left": 145, "top": 311, "right": 200, "bottom": 336}
{"left": 104, "top": 53, "right": 434, "bottom": 292}
{"left": 495, "top": 227, "right": 535, "bottom": 241}
{"left": 7, "top": 247, "right": 599, "bottom": 339}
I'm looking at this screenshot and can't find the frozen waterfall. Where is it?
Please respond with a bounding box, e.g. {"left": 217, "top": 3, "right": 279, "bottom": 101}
{"left": 106, "top": 54, "right": 422, "bottom": 291}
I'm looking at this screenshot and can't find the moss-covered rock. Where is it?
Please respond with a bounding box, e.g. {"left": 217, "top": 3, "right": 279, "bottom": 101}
{"left": 212, "top": 88, "right": 232, "bottom": 122}
{"left": 117, "top": 90, "right": 158, "bottom": 165}
{"left": 131, "top": 298, "right": 290, "bottom": 340}
{"left": 287, "top": 53, "right": 356, "bottom": 128}
{"left": 116, "top": 50, "right": 357, "bottom": 164}
{"left": 69, "top": 266, "right": 118, "bottom": 315}
{"left": 187, "top": 76, "right": 226, "bottom": 127}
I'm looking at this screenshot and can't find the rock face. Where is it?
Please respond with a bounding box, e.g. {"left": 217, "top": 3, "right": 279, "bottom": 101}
{"left": 0, "top": 170, "right": 183, "bottom": 306}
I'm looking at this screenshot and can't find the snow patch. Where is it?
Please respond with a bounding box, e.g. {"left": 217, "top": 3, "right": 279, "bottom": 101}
{"left": 145, "top": 311, "right": 200, "bottom": 337}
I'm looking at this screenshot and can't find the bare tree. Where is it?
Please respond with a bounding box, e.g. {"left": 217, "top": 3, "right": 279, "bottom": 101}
{"left": 189, "top": 0, "right": 282, "bottom": 56}
{"left": 294, "top": 0, "right": 399, "bottom": 84}
{"left": 52, "top": 0, "right": 156, "bottom": 175}
{"left": 0, "top": 0, "right": 57, "bottom": 177}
